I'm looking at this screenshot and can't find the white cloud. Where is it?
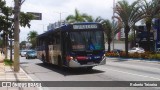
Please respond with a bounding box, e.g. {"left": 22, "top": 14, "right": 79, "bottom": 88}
{"left": 6, "top": 0, "right": 149, "bottom": 42}
{"left": 17, "top": 0, "right": 115, "bottom": 42}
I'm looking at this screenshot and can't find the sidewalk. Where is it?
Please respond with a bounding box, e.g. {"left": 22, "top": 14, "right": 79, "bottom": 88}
{"left": 0, "top": 54, "right": 39, "bottom": 90}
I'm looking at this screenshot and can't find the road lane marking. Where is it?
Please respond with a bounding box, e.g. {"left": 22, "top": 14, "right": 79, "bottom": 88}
{"left": 99, "top": 67, "right": 160, "bottom": 80}
{"left": 106, "top": 62, "right": 160, "bottom": 71}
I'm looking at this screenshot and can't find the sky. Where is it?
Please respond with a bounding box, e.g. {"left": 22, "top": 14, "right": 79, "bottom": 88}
{"left": 5, "top": 0, "right": 137, "bottom": 42}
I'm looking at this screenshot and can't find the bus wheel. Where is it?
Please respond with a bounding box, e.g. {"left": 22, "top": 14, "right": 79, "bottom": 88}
{"left": 86, "top": 66, "right": 93, "bottom": 70}
{"left": 58, "top": 56, "right": 62, "bottom": 67}
{"left": 42, "top": 55, "right": 46, "bottom": 64}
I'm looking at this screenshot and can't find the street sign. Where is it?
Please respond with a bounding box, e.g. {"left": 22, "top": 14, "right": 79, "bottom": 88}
{"left": 27, "top": 12, "right": 42, "bottom": 20}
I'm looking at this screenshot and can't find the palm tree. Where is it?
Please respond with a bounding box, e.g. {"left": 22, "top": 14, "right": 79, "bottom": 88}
{"left": 115, "top": 0, "right": 144, "bottom": 57}
{"left": 82, "top": 15, "right": 104, "bottom": 22}
{"left": 102, "top": 20, "right": 112, "bottom": 52}
{"left": 139, "top": 0, "right": 160, "bottom": 51}
{"left": 27, "top": 31, "right": 38, "bottom": 49}
{"left": 102, "top": 18, "right": 122, "bottom": 52}
{"left": 66, "top": 9, "right": 92, "bottom": 23}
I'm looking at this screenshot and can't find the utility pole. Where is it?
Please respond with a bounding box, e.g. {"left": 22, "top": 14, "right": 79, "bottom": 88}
{"left": 60, "top": 12, "right": 61, "bottom": 24}
{"left": 54, "top": 12, "right": 66, "bottom": 26}
{"left": 13, "top": 0, "right": 21, "bottom": 72}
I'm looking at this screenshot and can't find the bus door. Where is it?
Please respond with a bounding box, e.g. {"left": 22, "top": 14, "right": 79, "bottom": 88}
{"left": 61, "top": 32, "right": 69, "bottom": 66}
{"left": 45, "top": 42, "right": 49, "bottom": 62}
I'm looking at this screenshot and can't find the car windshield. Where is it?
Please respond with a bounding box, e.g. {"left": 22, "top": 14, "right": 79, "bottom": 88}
{"left": 131, "top": 47, "right": 144, "bottom": 50}
{"left": 22, "top": 50, "right": 27, "bottom": 52}
{"left": 131, "top": 47, "right": 137, "bottom": 50}
{"left": 28, "top": 51, "right": 36, "bottom": 54}
{"left": 69, "top": 31, "right": 104, "bottom": 51}
{"left": 138, "top": 48, "right": 144, "bottom": 50}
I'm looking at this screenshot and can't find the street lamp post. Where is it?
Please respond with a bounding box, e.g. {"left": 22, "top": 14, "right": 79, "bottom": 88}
{"left": 54, "top": 12, "right": 66, "bottom": 26}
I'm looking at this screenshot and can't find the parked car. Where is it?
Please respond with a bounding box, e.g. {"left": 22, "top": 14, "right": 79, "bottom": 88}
{"left": 112, "top": 49, "right": 123, "bottom": 54}
{"left": 128, "top": 47, "right": 145, "bottom": 53}
{"left": 26, "top": 50, "right": 37, "bottom": 59}
{"left": 12, "top": 50, "right": 14, "bottom": 54}
{"left": 156, "top": 48, "right": 160, "bottom": 53}
{"left": 20, "top": 50, "right": 28, "bottom": 57}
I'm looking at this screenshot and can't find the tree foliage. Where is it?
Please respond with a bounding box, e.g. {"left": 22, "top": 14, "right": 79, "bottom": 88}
{"left": 0, "top": 0, "right": 34, "bottom": 59}
{"left": 66, "top": 9, "right": 93, "bottom": 23}
{"left": 27, "top": 31, "right": 38, "bottom": 49}
{"left": 115, "top": 0, "right": 144, "bottom": 57}
{"left": 101, "top": 18, "right": 122, "bottom": 52}
{"left": 20, "top": 12, "right": 34, "bottom": 28}
{"left": 139, "top": 0, "right": 160, "bottom": 51}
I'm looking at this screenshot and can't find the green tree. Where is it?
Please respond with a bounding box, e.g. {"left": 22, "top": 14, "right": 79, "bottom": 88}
{"left": 20, "top": 12, "right": 34, "bottom": 28}
{"left": 84, "top": 16, "right": 104, "bottom": 22}
{"left": 139, "top": 0, "right": 160, "bottom": 51}
{"left": 0, "top": 39, "right": 3, "bottom": 48}
{"left": 27, "top": 31, "right": 38, "bottom": 49}
{"left": 66, "top": 9, "right": 92, "bottom": 23}
{"left": 14, "top": 0, "right": 34, "bottom": 72}
{"left": 20, "top": 41, "right": 26, "bottom": 49}
{"left": 102, "top": 18, "right": 122, "bottom": 52}
{"left": 0, "top": 0, "right": 34, "bottom": 59}
{"left": 102, "top": 20, "right": 112, "bottom": 52}
{"left": 115, "top": 0, "right": 144, "bottom": 57}
{"left": 0, "top": 1, "right": 13, "bottom": 59}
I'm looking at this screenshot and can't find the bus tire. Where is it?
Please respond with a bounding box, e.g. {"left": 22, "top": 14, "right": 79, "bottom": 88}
{"left": 58, "top": 56, "right": 62, "bottom": 67}
{"left": 42, "top": 55, "right": 46, "bottom": 64}
{"left": 86, "top": 66, "right": 93, "bottom": 70}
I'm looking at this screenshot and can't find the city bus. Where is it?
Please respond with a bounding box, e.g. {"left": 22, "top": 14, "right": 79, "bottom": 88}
{"left": 36, "top": 22, "right": 106, "bottom": 69}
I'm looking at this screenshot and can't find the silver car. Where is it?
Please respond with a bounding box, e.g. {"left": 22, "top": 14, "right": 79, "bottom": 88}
{"left": 128, "top": 47, "right": 145, "bottom": 53}
{"left": 20, "top": 50, "right": 28, "bottom": 57}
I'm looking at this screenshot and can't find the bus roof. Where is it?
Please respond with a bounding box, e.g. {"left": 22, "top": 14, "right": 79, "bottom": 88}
{"left": 37, "top": 22, "right": 102, "bottom": 38}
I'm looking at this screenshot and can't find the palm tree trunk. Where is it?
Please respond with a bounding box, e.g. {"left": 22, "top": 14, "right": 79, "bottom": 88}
{"left": 146, "top": 21, "right": 151, "bottom": 51}
{"left": 4, "top": 34, "right": 8, "bottom": 59}
{"left": 108, "top": 40, "right": 111, "bottom": 52}
{"left": 125, "top": 25, "right": 130, "bottom": 57}
{"left": 133, "top": 29, "right": 136, "bottom": 46}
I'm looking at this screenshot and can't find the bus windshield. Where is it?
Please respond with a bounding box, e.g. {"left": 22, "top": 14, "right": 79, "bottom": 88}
{"left": 69, "top": 31, "right": 104, "bottom": 51}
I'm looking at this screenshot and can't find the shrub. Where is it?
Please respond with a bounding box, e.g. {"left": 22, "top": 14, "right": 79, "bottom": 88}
{"left": 106, "top": 51, "right": 160, "bottom": 60}
{"left": 129, "top": 52, "right": 139, "bottom": 58}
{"left": 106, "top": 52, "right": 119, "bottom": 57}
{"left": 149, "top": 54, "right": 160, "bottom": 60}
{"left": 139, "top": 52, "right": 150, "bottom": 59}
{"left": 156, "top": 54, "right": 160, "bottom": 60}
{"left": 4, "top": 59, "right": 13, "bottom": 66}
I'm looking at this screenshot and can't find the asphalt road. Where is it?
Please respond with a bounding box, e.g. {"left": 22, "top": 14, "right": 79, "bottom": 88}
{"left": 20, "top": 57, "right": 160, "bottom": 90}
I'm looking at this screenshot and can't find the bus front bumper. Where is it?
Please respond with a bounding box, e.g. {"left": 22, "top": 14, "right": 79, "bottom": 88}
{"left": 68, "top": 57, "right": 106, "bottom": 68}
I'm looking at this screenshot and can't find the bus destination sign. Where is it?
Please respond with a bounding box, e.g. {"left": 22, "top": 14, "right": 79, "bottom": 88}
{"left": 73, "top": 25, "right": 98, "bottom": 29}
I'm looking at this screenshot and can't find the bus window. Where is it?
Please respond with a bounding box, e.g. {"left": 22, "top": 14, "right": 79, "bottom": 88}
{"left": 69, "top": 31, "right": 104, "bottom": 51}
{"left": 55, "top": 33, "right": 60, "bottom": 44}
